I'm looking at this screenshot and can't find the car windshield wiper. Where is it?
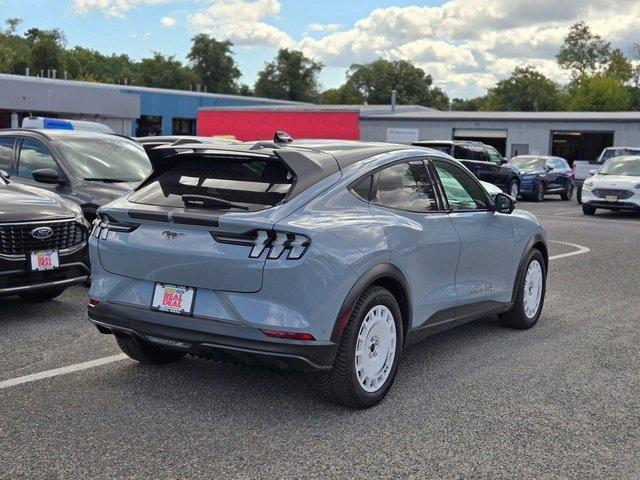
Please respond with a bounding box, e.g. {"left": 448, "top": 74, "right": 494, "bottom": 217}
{"left": 181, "top": 194, "right": 249, "bottom": 210}
{"left": 83, "top": 177, "right": 129, "bottom": 183}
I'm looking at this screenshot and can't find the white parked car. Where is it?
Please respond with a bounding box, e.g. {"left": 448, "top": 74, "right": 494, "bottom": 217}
{"left": 581, "top": 156, "right": 640, "bottom": 215}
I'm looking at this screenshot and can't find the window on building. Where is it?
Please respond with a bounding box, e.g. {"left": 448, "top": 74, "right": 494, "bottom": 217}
{"left": 172, "top": 118, "right": 196, "bottom": 135}
{"left": 136, "top": 116, "right": 163, "bottom": 137}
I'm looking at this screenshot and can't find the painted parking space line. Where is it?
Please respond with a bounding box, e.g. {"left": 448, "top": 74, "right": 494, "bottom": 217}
{"left": 548, "top": 240, "right": 590, "bottom": 261}
{"left": 538, "top": 214, "right": 640, "bottom": 225}
{"left": 0, "top": 354, "right": 127, "bottom": 390}
{"left": 552, "top": 209, "right": 582, "bottom": 216}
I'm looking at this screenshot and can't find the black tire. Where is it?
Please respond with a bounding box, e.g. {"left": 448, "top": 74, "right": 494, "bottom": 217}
{"left": 507, "top": 179, "right": 519, "bottom": 199}
{"left": 18, "top": 287, "right": 66, "bottom": 302}
{"left": 576, "top": 185, "right": 582, "bottom": 204}
{"left": 499, "top": 249, "right": 546, "bottom": 330}
{"left": 116, "top": 335, "right": 186, "bottom": 364}
{"left": 534, "top": 182, "right": 545, "bottom": 202}
{"left": 561, "top": 184, "right": 574, "bottom": 201}
{"left": 318, "top": 286, "right": 403, "bottom": 409}
{"left": 582, "top": 204, "right": 596, "bottom": 215}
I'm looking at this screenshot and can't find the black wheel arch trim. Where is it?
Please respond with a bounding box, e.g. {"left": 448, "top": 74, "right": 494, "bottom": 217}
{"left": 330, "top": 262, "right": 412, "bottom": 343}
{"left": 510, "top": 233, "right": 548, "bottom": 304}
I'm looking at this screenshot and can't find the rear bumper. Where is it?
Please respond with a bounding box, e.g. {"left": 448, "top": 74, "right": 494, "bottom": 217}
{"left": 88, "top": 301, "right": 338, "bottom": 372}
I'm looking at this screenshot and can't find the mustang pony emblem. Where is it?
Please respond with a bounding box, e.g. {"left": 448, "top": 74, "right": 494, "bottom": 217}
{"left": 161, "top": 231, "right": 185, "bottom": 240}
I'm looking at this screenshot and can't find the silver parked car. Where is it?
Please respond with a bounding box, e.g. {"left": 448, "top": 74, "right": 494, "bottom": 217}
{"left": 88, "top": 136, "right": 548, "bottom": 408}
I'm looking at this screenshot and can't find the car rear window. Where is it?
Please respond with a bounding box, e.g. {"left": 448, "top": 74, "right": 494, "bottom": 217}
{"left": 422, "top": 143, "right": 453, "bottom": 155}
{"left": 129, "top": 155, "right": 294, "bottom": 212}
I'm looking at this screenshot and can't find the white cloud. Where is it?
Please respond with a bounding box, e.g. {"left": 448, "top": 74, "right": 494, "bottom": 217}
{"left": 73, "top": 0, "right": 173, "bottom": 17}
{"left": 160, "top": 16, "right": 176, "bottom": 27}
{"left": 306, "top": 23, "right": 342, "bottom": 34}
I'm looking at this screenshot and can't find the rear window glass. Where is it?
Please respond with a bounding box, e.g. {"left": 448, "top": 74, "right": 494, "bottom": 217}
{"left": 422, "top": 144, "right": 453, "bottom": 155}
{"left": 130, "top": 156, "right": 294, "bottom": 212}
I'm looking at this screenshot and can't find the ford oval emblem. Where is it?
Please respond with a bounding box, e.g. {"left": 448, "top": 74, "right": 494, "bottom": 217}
{"left": 31, "top": 226, "right": 54, "bottom": 240}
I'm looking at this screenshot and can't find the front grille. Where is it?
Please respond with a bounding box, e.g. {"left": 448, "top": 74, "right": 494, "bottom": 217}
{"left": 592, "top": 188, "right": 634, "bottom": 199}
{"left": 0, "top": 220, "right": 87, "bottom": 256}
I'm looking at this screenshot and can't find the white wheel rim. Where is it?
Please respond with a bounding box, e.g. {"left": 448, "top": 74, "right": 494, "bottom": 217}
{"left": 511, "top": 183, "right": 519, "bottom": 197}
{"left": 523, "top": 260, "right": 543, "bottom": 319}
{"left": 355, "top": 305, "right": 397, "bottom": 393}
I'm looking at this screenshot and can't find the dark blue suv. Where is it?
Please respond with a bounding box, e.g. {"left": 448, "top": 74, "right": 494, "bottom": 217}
{"left": 508, "top": 155, "right": 575, "bottom": 202}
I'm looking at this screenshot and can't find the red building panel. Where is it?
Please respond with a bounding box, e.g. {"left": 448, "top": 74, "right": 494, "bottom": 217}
{"left": 197, "top": 110, "right": 360, "bottom": 141}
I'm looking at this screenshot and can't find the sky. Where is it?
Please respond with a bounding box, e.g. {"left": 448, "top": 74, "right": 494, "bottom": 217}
{"left": 1, "top": 0, "right": 639, "bottom": 98}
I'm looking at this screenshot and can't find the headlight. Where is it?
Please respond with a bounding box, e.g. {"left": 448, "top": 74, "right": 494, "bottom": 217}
{"left": 635, "top": 184, "right": 640, "bottom": 189}
{"left": 584, "top": 180, "right": 594, "bottom": 188}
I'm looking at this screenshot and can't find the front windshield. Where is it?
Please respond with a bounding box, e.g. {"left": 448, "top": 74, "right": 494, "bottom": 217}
{"left": 598, "top": 158, "right": 640, "bottom": 176}
{"left": 55, "top": 138, "right": 151, "bottom": 182}
{"left": 509, "top": 157, "right": 546, "bottom": 170}
{"left": 601, "top": 149, "right": 640, "bottom": 162}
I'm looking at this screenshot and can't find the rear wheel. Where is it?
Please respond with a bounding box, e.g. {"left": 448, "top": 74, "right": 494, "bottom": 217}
{"left": 116, "top": 336, "right": 186, "bottom": 364}
{"left": 319, "top": 286, "right": 403, "bottom": 409}
{"left": 18, "top": 287, "right": 66, "bottom": 302}
{"left": 534, "top": 182, "right": 545, "bottom": 202}
{"left": 576, "top": 185, "right": 582, "bottom": 204}
{"left": 500, "top": 249, "right": 546, "bottom": 330}
{"left": 582, "top": 204, "right": 597, "bottom": 215}
{"left": 561, "top": 184, "right": 574, "bottom": 200}
{"left": 508, "top": 180, "right": 519, "bottom": 199}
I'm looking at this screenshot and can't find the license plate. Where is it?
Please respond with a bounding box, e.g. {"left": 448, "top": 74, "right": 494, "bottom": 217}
{"left": 30, "top": 250, "right": 59, "bottom": 271}
{"left": 151, "top": 283, "right": 195, "bottom": 315}
{"left": 605, "top": 195, "right": 618, "bottom": 203}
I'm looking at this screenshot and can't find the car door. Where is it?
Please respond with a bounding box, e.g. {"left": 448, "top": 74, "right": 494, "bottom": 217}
{"left": 15, "top": 137, "right": 69, "bottom": 194}
{"left": 367, "top": 158, "right": 461, "bottom": 329}
{"left": 556, "top": 158, "right": 572, "bottom": 189}
{"left": 544, "top": 158, "right": 561, "bottom": 192}
{"left": 431, "top": 158, "right": 515, "bottom": 311}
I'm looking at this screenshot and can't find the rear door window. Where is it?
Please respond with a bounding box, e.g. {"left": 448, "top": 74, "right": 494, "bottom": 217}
{"left": 453, "top": 145, "right": 475, "bottom": 160}
{"left": 371, "top": 161, "right": 439, "bottom": 212}
{"left": 0, "top": 136, "right": 16, "bottom": 172}
{"left": 130, "top": 155, "right": 294, "bottom": 212}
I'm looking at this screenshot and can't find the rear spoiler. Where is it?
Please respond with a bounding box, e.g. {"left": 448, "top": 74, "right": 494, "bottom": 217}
{"left": 141, "top": 142, "right": 340, "bottom": 200}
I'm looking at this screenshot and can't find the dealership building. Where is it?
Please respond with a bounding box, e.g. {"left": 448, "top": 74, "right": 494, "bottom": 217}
{"left": 359, "top": 110, "right": 640, "bottom": 164}
{"left": 0, "top": 73, "right": 298, "bottom": 136}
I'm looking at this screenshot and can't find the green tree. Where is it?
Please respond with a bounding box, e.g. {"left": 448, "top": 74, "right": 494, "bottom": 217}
{"left": 566, "top": 75, "right": 630, "bottom": 111}
{"left": 24, "top": 27, "right": 66, "bottom": 74}
{"left": 134, "top": 52, "right": 199, "bottom": 90}
{"left": 187, "top": 34, "right": 240, "bottom": 94}
{"left": 557, "top": 21, "right": 611, "bottom": 78}
{"left": 605, "top": 48, "right": 633, "bottom": 83}
{"left": 451, "top": 96, "right": 487, "bottom": 111}
{"left": 484, "top": 66, "right": 560, "bottom": 111}
{"left": 0, "top": 18, "right": 30, "bottom": 74}
{"left": 254, "top": 48, "right": 322, "bottom": 102}
{"left": 344, "top": 59, "right": 448, "bottom": 108}
{"left": 318, "top": 84, "right": 364, "bottom": 104}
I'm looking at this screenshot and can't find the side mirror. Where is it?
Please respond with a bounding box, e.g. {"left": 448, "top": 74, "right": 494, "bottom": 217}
{"left": 0, "top": 169, "right": 9, "bottom": 179}
{"left": 500, "top": 158, "right": 508, "bottom": 165}
{"left": 545, "top": 164, "right": 553, "bottom": 172}
{"left": 494, "top": 193, "right": 515, "bottom": 214}
{"left": 589, "top": 169, "right": 597, "bottom": 176}
{"left": 32, "top": 168, "right": 65, "bottom": 184}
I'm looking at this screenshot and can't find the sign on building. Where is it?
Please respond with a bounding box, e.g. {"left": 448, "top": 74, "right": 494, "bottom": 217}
{"left": 386, "top": 128, "right": 419, "bottom": 144}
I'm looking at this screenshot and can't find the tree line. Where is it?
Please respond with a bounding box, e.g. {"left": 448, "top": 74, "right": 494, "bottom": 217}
{"left": 0, "top": 18, "right": 638, "bottom": 111}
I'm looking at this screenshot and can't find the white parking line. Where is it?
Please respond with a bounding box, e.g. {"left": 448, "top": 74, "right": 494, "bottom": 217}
{"left": 549, "top": 240, "right": 591, "bottom": 260}
{"left": 0, "top": 354, "right": 127, "bottom": 390}
{"left": 0, "top": 239, "right": 592, "bottom": 392}
{"left": 552, "top": 209, "right": 581, "bottom": 216}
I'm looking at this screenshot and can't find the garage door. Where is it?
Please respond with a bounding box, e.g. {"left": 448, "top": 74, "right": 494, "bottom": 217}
{"left": 453, "top": 129, "right": 507, "bottom": 156}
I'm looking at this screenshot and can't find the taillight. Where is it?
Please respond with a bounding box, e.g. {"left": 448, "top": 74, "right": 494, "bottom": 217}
{"left": 88, "top": 298, "right": 99, "bottom": 307}
{"left": 92, "top": 214, "right": 139, "bottom": 239}
{"left": 212, "top": 230, "right": 310, "bottom": 260}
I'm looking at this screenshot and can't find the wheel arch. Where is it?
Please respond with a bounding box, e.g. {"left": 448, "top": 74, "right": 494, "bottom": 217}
{"left": 510, "top": 233, "right": 548, "bottom": 304}
{"left": 330, "top": 263, "right": 412, "bottom": 343}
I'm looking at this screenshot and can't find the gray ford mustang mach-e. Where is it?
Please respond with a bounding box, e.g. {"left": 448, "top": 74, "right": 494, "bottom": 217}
{"left": 88, "top": 135, "right": 548, "bottom": 408}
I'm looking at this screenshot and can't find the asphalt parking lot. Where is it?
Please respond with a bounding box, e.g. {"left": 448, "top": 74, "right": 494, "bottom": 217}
{"left": 1, "top": 199, "right": 638, "bottom": 479}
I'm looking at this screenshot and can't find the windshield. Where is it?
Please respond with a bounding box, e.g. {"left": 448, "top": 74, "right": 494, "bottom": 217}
{"left": 601, "top": 148, "right": 640, "bottom": 162}
{"left": 508, "top": 157, "right": 546, "bottom": 170}
{"left": 55, "top": 138, "right": 151, "bottom": 182}
{"left": 598, "top": 158, "right": 640, "bottom": 176}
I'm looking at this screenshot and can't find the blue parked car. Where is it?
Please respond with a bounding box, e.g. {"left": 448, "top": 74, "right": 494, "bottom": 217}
{"left": 88, "top": 136, "right": 548, "bottom": 408}
{"left": 508, "top": 155, "right": 575, "bottom": 202}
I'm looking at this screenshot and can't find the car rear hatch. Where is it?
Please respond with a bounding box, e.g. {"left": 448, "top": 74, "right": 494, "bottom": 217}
{"left": 94, "top": 144, "right": 338, "bottom": 293}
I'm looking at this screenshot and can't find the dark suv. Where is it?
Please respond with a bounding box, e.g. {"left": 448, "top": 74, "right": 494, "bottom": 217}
{"left": 413, "top": 140, "right": 520, "bottom": 198}
{"left": 0, "top": 170, "right": 89, "bottom": 301}
{"left": 0, "top": 129, "right": 151, "bottom": 222}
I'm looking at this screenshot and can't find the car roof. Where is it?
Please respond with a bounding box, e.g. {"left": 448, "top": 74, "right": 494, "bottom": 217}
{"left": 0, "top": 128, "right": 134, "bottom": 142}
{"left": 135, "top": 135, "right": 239, "bottom": 144}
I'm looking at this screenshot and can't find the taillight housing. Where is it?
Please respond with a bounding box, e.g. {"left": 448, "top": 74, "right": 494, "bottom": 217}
{"left": 212, "top": 230, "right": 310, "bottom": 260}
{"left": 91, "top": 214, "right": 139, "bottom": 239}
